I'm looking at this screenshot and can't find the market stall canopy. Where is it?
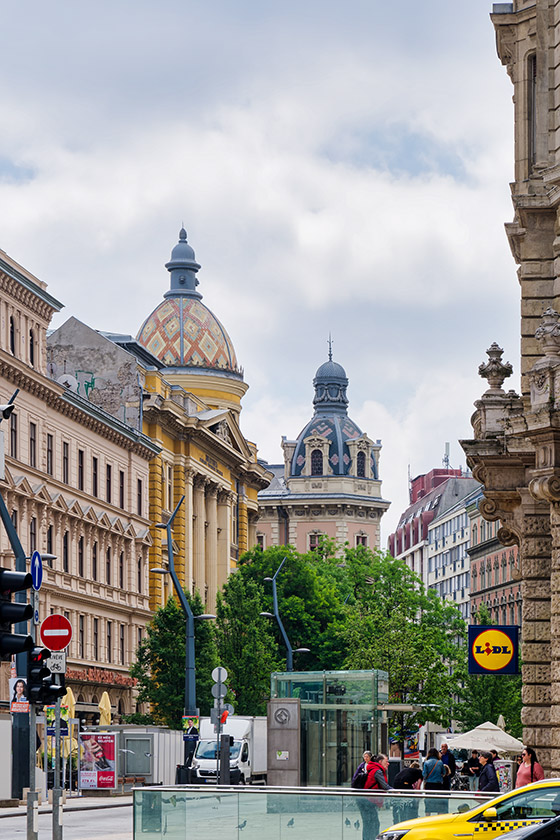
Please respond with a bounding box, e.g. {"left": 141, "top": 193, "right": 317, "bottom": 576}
{"left": 449, "top": 721, "right": 524, "bottom": 754}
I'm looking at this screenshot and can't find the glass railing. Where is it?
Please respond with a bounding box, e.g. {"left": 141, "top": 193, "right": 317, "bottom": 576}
{"left": 133, "top": 786, "right": 494, "bottom": 840}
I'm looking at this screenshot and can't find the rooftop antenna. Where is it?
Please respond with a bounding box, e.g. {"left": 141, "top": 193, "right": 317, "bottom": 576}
{"left": 442, "top": 442, "right": 451, "bottom": 470}
{"left": 408, "top": 463, "right": 412, "bottom": 502}
{"left": 328, "top": 333, "right": 333, "bottom": 361}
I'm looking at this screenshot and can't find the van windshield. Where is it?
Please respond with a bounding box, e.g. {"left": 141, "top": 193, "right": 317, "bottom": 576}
{"left": 195, "top": 740, "right": 241, "bottom": 760}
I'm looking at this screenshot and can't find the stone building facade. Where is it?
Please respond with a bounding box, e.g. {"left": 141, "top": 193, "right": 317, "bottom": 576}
{"left": 48, "top": 230, "right": 271, "bottom": 612}
{"left": 0, "top": 246, "right": 158, "bottom": 719}
{"left": 258, "top": 355, "right": 389, "bottom": 552}
{"left": 461, "top": 0, "right": 560, "bottom": 775}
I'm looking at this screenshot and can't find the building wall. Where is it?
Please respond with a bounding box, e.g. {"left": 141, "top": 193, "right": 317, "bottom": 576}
{"left": 0, "top": 251, "right": 157, "bottom": 720}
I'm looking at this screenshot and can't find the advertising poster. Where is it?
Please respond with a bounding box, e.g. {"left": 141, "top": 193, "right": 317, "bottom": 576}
{"left": 45, "top": 704, "right": 69, "bottom": 736}
{"left": 182, "top": 714, "right": 199, "bottom": 742}
{"left": 79, "top": 733, "right": 117, "bottom": 789}
{"left": 404, "top": 731, "right": 420, "bottom": 760}
{"left": 9, "top": 677, "right": 29, "bottom": 713}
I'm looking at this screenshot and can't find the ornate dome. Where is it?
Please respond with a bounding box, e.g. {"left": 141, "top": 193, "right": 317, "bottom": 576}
{"left": 136, "top": 229, "right": 241, "bottom": 375}
{"left": 290, "top": 353, "right": 378, "bottom": 478}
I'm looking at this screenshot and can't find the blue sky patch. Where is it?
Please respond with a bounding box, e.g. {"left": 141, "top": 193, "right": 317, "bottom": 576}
{"left": 0, "top": 158, "right": 35, "bottom": 184}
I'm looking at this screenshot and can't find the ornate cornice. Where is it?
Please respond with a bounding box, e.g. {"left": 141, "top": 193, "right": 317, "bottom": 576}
{"left": 0, "top": 260, "right": 63, "bottom": 319}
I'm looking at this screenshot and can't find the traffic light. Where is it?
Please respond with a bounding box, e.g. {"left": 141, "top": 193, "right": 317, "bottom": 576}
{"left": 27, "top": 647, "right": 66, "bottom": 706}
{"left": 0, "top": 567, "right": 33, "bottom": 661}
{"left": 27, "top": 646, "right": 50, "bottom": 704}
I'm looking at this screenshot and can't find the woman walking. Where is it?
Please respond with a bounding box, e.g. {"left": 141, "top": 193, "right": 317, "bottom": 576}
{"left": 515, "top": 748, "right": 545, "bottom": 788}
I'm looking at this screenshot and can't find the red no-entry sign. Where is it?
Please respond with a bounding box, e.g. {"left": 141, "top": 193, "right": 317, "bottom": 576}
{"left": 40, "top": 614, "right": 72, "bottom": 652}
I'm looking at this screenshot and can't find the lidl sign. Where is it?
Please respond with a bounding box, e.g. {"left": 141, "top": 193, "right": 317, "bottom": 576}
{"left": 468, "top": 625, "right": 519, "bottom": 675}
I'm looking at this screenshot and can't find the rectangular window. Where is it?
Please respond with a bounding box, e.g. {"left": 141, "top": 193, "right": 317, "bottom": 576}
{"left": 63, "top": 532, "right": 69, "bottom": 573}
{"left": 120, "top": 624, "right": 125, "bottom": 665}
{"left": 119, "top": 551, "right": 124, "bottom": 589}
{"left": 29, "top": 517, "right": 37, "bottom": 554}
{"left": 137, "top": 558, "right": 142, "bottom": 593}
{"left": 46, "top": 434, "right": 54, "bottom": 475}
{"left": 92, "top": 457, "right": 98, "bottom": 497}
{"left": 92, "top": 542, "right": 98, "bottom": 581}
{"left": 93, "top": 618, "right": 99, "bottom": 660}
{"left": 29, "top": 422, "right": 36, "bottom": 468}
{"left": 106, "top": 464, "right": 112, "bottom": 503}
{"left": 10, "top": 413, "right": 17, "bottom": 459}
{"left": 63, "top": 442, "right": 69, "bottom": 484}
{"left": 309, "top": 533, "right": 322, "bottom": 551}
{"left": 257, "top": 534, "right": 265, "bottom": 550}
{"left": 78, "top": 536, "right": 84, "bottom": 577}
{"left": 528, "top": 53, "right": 537, "bottom": 169}
{"left": 106, "top": 547, "right": 111, "bottom": 585}
{"left": 47, "top": 525, "right": 53, "bottom": 563}
{"left": 138, "top": 627, "right": 143, "bottom": 648}
{"left": 79, "top": 615, "right": 85, "bottom": 658}
{"left": 119, "top": 470, "right": 125, "bottom": 509}
{"left": 137, "top": 479, "right": 142, "bottom": 516}
{"left": 355, "top": 534, "right": 368, "bottom": 547}
{"left": 167, "top": 465, "right": 173, "bottom": 510}
{"left": 107, "top": 621, "right": 112, "bottom": 663}
{"left": 11, "top": 509, "right": 17, "bottom": 530}
{"left": 78, "top": 449, "right": 84, "bottom": 491}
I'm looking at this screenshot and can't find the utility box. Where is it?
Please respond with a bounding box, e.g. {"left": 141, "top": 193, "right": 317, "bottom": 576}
{"left": 267, "top": 698, "right": 300, "bottom": 787}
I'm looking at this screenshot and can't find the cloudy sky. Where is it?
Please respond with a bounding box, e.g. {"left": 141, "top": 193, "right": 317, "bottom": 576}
{"left": 0, "top": 1, "right": 518, "bottom": 540}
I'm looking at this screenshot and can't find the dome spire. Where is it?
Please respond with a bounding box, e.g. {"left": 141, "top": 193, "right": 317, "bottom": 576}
{"left": 328, "top": 333, "right": 333, "bottom": 361}
{"left": 313, "top": 351, "right": 349, "bottom": 414}
{"left": 164, "top": 227, "right": 202, "bottom": 300}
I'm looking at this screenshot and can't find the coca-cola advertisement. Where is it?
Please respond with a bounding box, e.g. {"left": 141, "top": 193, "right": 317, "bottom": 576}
{"left": 79, "top": 733, "right": 117, "bottom": 789}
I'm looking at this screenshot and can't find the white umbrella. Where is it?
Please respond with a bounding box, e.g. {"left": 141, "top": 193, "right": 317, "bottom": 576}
{"left": 496, "top": 715, "right": 506, "bottom": 730}
{"left": 448, "top": 721, "right": 524, "bottom": 754}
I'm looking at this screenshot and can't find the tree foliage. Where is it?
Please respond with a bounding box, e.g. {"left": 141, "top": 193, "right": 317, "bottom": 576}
{"left": 129, "top": 590, "right": 218, "bottom": 729}
{"left": 215, "top": 573, "right": 281, "bottom": 715}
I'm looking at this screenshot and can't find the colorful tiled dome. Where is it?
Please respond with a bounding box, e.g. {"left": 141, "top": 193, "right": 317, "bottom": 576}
{"left": 136, "top": 229, "right": 240, "bottom": 375}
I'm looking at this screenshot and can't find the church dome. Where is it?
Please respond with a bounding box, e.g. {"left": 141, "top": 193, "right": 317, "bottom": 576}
{"left": 290, "top": 352, "right": 377, "bottom": 478}
{"left": 136, "top": 229, "right": 241, "bottom": 376}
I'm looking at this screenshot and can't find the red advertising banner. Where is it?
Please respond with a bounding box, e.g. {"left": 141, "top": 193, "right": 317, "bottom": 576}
{"left": 79, "top": 733, "right": 117, "bottom": 789}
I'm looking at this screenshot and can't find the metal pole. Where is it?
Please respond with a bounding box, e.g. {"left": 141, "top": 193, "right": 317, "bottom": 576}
{"left": 26, "top": 590, "right": 38, "bottom": 840}
{"left": 52, "top": 697, "right": 63, "bottom": 840}
{"left": 269, "top": 558, "right": 294, "bottom": 671}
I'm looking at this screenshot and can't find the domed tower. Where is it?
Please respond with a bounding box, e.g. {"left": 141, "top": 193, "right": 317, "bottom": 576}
{"left": 258, "top": 350, "right": 390, "bottom": 552}
{"left": 136, "top": 228, "right": 247, "bottom": 416}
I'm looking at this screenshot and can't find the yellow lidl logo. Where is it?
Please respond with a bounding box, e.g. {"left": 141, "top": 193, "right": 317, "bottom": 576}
{"left": 471, "top": 629, "right": 514, "bottom": 671}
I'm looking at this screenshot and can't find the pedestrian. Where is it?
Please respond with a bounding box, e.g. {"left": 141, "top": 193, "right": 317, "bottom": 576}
{"left": 358, "top": 753, "right": 392, "bottom": 840}
{"left": 440, "top": 743, "right": 456, "bottom": 791}
{"left": 463, "top": 749, "right": 481, "bottom": 791}
{"left": 392, "top": 761, "right": 422, "bottom": 824}
{"left": 478, "top": 751, "right": 499, "bottom": 792}
{"left": 490, "top": 749, "right": 499, "bottom": 764}
{"left": 515, "top": 748, "right": 545, "bottom": 788}
{"left": 423, "top": 748, "right": 447, "bottom": 815}
{"left": 352, "top": 751, "right": 373, "bottom": 790}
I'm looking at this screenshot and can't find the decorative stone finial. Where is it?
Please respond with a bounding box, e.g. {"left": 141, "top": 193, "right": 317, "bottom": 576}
{"left": 535, "top": 307, "right": 560, "bottom": 363}
{"left": 478, "top": 343, "right": 513, "bottom": 392}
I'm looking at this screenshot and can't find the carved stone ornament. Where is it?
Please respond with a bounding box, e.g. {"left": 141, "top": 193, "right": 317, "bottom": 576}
{"left": 534, "top": 307, "right": 560, "bottom": 362}
{"left": 478, "top": 342, "right": 513, "bottom": 392}
{"left": 529, "top": 475, "right": 560, "bottom": 504}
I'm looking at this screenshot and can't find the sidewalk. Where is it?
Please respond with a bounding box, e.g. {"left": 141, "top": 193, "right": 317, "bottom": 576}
{"left": 0, "top": 793, "right": 133, "bottom": 818}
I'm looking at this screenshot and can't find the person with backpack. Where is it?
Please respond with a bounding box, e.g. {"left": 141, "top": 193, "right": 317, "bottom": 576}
{"left": 351, "top": 751, "right": 373, "bottom": 790}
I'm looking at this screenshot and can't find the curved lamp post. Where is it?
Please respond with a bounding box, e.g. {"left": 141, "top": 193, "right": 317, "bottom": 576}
{"left": 260, "top": 557, "right": 309, "bottom": 671}
{"left": 150, "top": 496, "right": 215, "bottom": 718}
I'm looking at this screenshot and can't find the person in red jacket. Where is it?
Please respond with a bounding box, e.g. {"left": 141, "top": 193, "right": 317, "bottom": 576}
{"left": 355, "top": 754, "right": 392, "bottom": 840}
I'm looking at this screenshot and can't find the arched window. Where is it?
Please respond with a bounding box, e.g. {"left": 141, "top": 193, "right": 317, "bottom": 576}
{"left": 356, "top": 451, "right": 366, "bottom": 478}
{"left": 311, "top": 449, "right": 323, "bottom": 476}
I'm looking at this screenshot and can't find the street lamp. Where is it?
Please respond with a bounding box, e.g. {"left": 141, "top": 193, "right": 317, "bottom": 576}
{"left": 260, "top": 557, "right": 310, "bottom": 671}
{"left": 150, "top": 496, "right": 215, "bottom": 765}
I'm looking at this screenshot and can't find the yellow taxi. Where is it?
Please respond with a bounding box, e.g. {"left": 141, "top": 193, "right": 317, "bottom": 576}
{"left": 377, "top": 780, "right": 560, "bottom": 840}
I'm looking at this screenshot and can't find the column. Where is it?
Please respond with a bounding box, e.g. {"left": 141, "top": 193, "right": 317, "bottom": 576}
{"left": 193, "top": 475, "right": 206, "bottom": 597}
{"left": 217, "top": 491, "right": 232, "bottom": 592}
{"left": 205, "top": 484, "right": 218, "bottom": 612}
{"left": 185, "top": 468, "right": 194, "bottom": 595}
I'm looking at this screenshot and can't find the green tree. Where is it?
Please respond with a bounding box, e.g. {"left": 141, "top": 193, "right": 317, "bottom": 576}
{"left": 339, "top": 550, "right": 467, "bottom": 731}
{"left": 128, "top": 590, "right": 218, "bottom": 729}
{"left": 456, "top": 603, "right": 522, "bottom": 737}
{"left": 237, "top": 544, "right": 347, "bottom": 670}
{"left": 215, "top": 573, "right": 281, "bottom": 715}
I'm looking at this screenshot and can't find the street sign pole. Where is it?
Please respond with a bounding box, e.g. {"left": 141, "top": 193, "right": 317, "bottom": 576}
{"left": 26, "top": 552, "right": 42, "bottom": 840}
{"left": 53, "top": 694, "right": 63, "bottom": 840}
